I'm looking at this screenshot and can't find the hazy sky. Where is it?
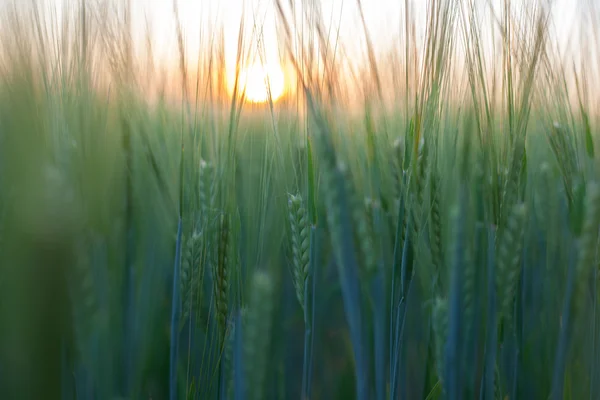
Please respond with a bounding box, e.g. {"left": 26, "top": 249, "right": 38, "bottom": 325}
{"left": 1, "top": 0, "right": 586, "bottom": 67}
{"left": 0, "top": 0, "right": 594, "bottom": 98}
{"left": 129, "top": 0, "right": 581, "bottom": 58}
{"left": 121, "top": 0, "right": 587, "bottom": 91}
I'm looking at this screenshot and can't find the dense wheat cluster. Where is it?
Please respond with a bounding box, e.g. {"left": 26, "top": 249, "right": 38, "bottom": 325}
{"left": 0, "top": 0, "right": 599, "bottom": 399}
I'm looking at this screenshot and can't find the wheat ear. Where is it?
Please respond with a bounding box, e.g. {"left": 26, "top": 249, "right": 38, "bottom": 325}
{"left": 287, "top": 193, "right": 310, "bottom": 313}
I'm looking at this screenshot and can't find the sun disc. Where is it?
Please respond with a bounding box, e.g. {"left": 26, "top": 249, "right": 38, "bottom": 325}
{"left": 241, "top": 64, "right": 285, "bottom": 103}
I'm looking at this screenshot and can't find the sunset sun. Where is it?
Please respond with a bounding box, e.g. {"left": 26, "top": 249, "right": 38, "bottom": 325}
{"left": 240, "top": 64, "right": 285, "bottom": 103}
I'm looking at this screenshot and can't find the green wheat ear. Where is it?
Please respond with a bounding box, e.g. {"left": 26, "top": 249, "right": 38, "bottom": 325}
{"left": 212, "top": 212, "right": 230, "bottom": 342}
{"left": 432, "top": 296, "right": 449, "bottom": 383}
{"left": 534, "top": 162, "right": 553, "bottom": 230}
{"left": 415, "top": 136, "right": 428, "bottom": 205}
{"left": 287, "top": 193, "right": 310, "bottom": 313}
{"left": 179, "top": 230, "right": 203, "bottom": 329}
{"left": 0, "top": 199, "right": 4, "bottom": 304}
{"left": 321, "top": 159, "right": 344, "bottom": 262}
{"left": 573, "top": 182, "right": 600, "bottom": 316}
{"left": 244, "top": 270, "right": 275, "bottom": 400}
{"left": 199, "top": 158, "right": 216, "bottom": 227}
{"left": 0, "top": 198, "right": 4, "bottom": 250}
{"left": 392, "top": 136, "right": 405, "bottom": 204}
{"left": 429, "top": 170, "right": 443, "bottom": 280}
{"left": 411, "top": 137, "right": 428, "bottom": 237}
{"left": 358, "top": 196, "right": 378, "bottom": 276}
{"left": 70, "top": 238, "right": 99, "bottom": 358}
{"left": 339, "top": 166, "right": 377, "bottom": 276}
{"left": 462, "top": 237, "right": 476, "bottom": 332}
{"left": 498, "top": 138, "right": 526, "bottom": 229}
{"left": 362, "top": 196, "right": 379, "bottom": 271}
{"left": 496, "top": 203, "right": 528, "bottom": 324}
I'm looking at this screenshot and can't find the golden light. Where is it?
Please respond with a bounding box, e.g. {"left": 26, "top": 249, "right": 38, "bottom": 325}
{"left": 239, "top": 64, "right": 285, "bottom": 103}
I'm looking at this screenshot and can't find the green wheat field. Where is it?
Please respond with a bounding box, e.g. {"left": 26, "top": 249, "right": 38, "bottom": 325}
{"left": 0, "top": 0, "right": 599, "bottom": 399}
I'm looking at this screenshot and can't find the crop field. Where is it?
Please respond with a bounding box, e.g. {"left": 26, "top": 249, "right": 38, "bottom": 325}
{"left": 0, "top": 0, "right": 599, "bottom": 399}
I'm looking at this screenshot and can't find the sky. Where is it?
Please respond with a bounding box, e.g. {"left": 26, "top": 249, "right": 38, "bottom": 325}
{"left": 0, "top": 0, "right": 594, "bottom": 101}
{"left": 128, "top": 0, "right": 581, "bottom": 60}
{"left": 0, "top": 0, "right": 587, "bottom": 67}
{"left": 124, "top": 0, "right": 587, "bottom": 95}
